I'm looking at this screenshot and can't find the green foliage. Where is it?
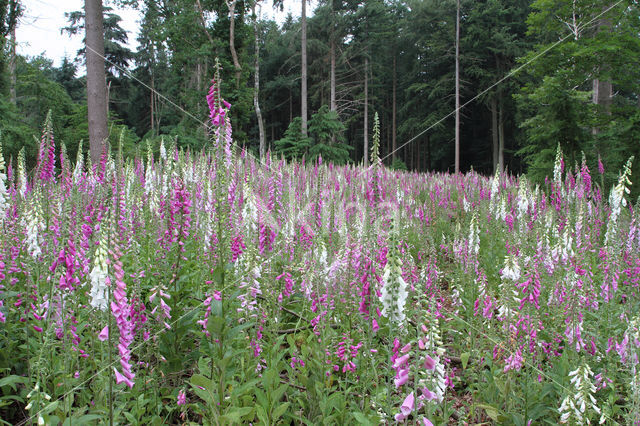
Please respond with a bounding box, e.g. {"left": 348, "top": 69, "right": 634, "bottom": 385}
{"left": 517, "top": 0, "right": 640, "bottom": 184}
{"left": 275, "top": 107, "right": 352, "bottom": 165}
{"left": 516, "top": 74, "right": 592, "bottom": 181}
{"left": 390, "top": 158, "right": 407, "bottom": 171}
{"left": 274, "top": 117, "right": 311, "bottom": 161}
{"left": 308, "top": 105, "right": 352, "bottom": 164}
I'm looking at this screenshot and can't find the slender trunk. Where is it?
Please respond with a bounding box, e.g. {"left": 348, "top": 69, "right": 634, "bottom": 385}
{"left": 9, "top": 25, "right": 17, "bottom": 105}
{"left": 85, "top": 0, "right": 109, "bottom": 165}
{"left": 330, "top": 37, "right": 336, "bottom": 145}
{"left": 150, "top": 76, "right": 155, "bottom": 136}
{"left": 416, "top": 136, "right": 421, "bottom": 173}
{"left": 454, "top": 0, "right": 460, "bottom": 173}
{"left": 196, "top": 0, "right": 215, "bottom": 44}
{"left": 253, "top": 2, "right": 266, "bottom": 160}
{"left": 426, "top": 134, "right": 431, "bottom": 171}
{"left": 363, "top": 56, "right": 369, "bottom": 165}
{"left": 491, "top": 96, "right": 498, "bottom": 172}
{"left": 225, "top": 0, "right": 241, "bottom": 87}
{"left": 498, "top": 98, "right": 504, "bottom": 172}
{"left": 392, "top": 54, "right": 397, "bottom": 163}
{"left": 330, "top": 39, "right": 336, "bottom": 112}
{"left": 301, "top": 0, "right": 308, "bottom": 138}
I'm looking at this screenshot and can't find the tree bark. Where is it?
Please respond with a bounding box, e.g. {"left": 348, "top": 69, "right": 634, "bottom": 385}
{"left": 253, "top": 2, "right": 266, "bottom": 160}
{"left": 85, "top": 0, "right": 109, "bottom": 165}
{"left": 363, "top": 56, "right": 369, "bottom": 165}
{"left": 592, "top": 5, "right": 613, "bottom": 134}
{"left": 392, "top": 54, "right": 397, "bottom": 163}
{"left": 301, "top": 0, "right": 308, "bottom": 138}
{"left": 454, "top": 0, "right": 460, "bottom": 173}
{"left": 498, "top": 97, "right": 504, "bottom": 172}
{"left": 330, "top": 39, "right": 336, "bottom": 113}
{"left": 491, "top": 96, "right": 498, "bottom": 172}
{"left": 224, "top": 0, "right": 242, "bottom": 88}
{"left": 195, "top": 0, "right": 214, "bottom": 44}
{"left": 9, "top": 24, "right": 16, "bottom": 105}
{"left": 426, "top": 134, "right": 431, "bottom": 171}
{"left": 150, "top": 75, "right": 155, "bottom": 136}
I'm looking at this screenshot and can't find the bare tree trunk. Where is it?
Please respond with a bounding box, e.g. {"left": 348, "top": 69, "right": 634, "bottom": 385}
{"left": 225, "top": 0, "right": 242, "bottom": 87}
{"left": 416, "top": 136, "right": 421, "bottom": 173}
{"left": 426, "top": 134, "right": 431, "bottom": 171}
{"left": 9, "top": 25, "right": 16, "bottom": 104}
{"left": 253, "top": 2, "right": 266, "bottom": 160}
{"left": 330, "top": 39, "right": 336, "bottom": 112}
{"left": 150, "top": 75, "right": 155, "bottom": 136}
{"left": 392, "top": 54, "right": 397, "bottom": 163}
{"left": 85, "top": 0, "right": 109, "bottom": 164}
{"left": 454, "top": 0, "right": 460, "bottom": 173}
{"left": 195, "top": 0, "right": 214, "bottom": 44}
{"left": 491, "top": 96, "right": 498, "bottom": 172}
{"left": 301, "top": 0, "right": 308, "bottom": 138}
{"left": 498, "top": 98, "right": 504, "bottom": 172}
{"left": 363, "top": 56, "right": 369, "bottom": 165}
{"left": 592, "top": 5, "right": 613, "bottom": 135}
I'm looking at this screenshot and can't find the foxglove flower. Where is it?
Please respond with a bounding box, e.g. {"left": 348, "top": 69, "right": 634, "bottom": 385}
{"left": 559, "top": 362, "right": 600, "bottom": 424}
{"left": 23, "top": 200, "right": 43, "bottom": 258}
{"left": 379, "top": 249, "right": 408, "bottom": 326}
{"left": 89, "top": 233, "right": 109, "bottom": 310}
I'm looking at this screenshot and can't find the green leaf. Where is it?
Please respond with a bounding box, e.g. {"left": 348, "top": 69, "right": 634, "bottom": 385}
{"left": 461, "top": 352, "right": 470, "bottom": 369}
{"left": 74, "top": 414, "right": 103, "bottom": 425}
{"left": 41, "top": 400, "right": 59, "bottom": 415}
{"left": 190, "top": 374, "right": 213, "bottom": 391}
{"left": 226, "top": 322, "right": 255, "bottom": 340}
{"left": 222, "top": 407, "right": 254, "bottom": 423}
{"left": 207, "top": 316, "right": 226, "bottom": 336}
{"left": 256, "top": 405, "right": 269, "bottom": 426}
{"left": 122, "top": 412, "right": 137, "bottom": 425}
{"left": 477, "top": 404, "right": 500, "bottom": 422}
{"left": 0, "top": 375, "right": 28, "bottom": 390}
{"left": 271, "top": 383, "right": 288, "bottom": 404}
{"left": 351, "top": 412, "right": 374, "bottom": 425}
{"left": 255, "top": 388, "right": 269, "bottom": 409}
{"left": 272, "top": 401, "right": 290, "bottom": 420}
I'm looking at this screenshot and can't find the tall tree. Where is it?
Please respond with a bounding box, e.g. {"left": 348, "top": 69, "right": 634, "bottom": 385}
{"left": 0, "top": 0, "right": 20, "bottom": 97}
{"left": 301, "top": 0, "right": 308, "bottom": 138}
{"left": 253, "top": 1, "right": 266, "bottom": 159}
{"left": 85, "top": 0, "right": 109, "bottom": 164}
{"left": 225, "top": 0, "right": 242, "bottom": 87}
{"left": 517, "top": 0, "right": 640, "bottom": 182}
{"left": 454, "top": 0, "right": 460, "bottom": 173}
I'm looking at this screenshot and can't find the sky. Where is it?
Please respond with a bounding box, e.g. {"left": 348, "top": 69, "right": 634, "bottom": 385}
{"left": 16, "top": 0, "right": 140, "bottom": 67}
{"left": 15, "top": 0, "right": 315, "bottom": 69}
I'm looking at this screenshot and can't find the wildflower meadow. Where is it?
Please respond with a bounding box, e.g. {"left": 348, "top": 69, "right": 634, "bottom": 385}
{"left": 1, "top": 80, "right": 639, "bottom": 425}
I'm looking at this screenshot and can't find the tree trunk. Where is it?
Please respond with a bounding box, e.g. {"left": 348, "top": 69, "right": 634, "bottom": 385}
{"left": 6, "top": 0, "right": 20, "bottom": 106}
{"left": 224, "top": 0, "right": 241, "bottom": 88}
{"left": 253, "top": 2, "right": 266, "bottom": 160}
{"left": 498, "top": 98, "right": 504, "bottom": 172}
{"left": 392, "top": 54, "right": 397, "bottom": 163}
{"left": 85, "top": 0, "right": 109, "bottom": 165}
{"left": 9, "top": 24, "right": 16, "bottom": 105}
{"left": 330, "top": 39, "right": 336, "bottom": 112}
{"left": 363, "top": 56, "right": 369, "bottom": 165}
{"left": 454, "top": 0, "right": 460, "bottom": 173}
{"left": 491, "top": 96, "right": 498, "bottom": 172}
{"left": 426, "top": 134, "right": 431, "bottom": 171}
{"left": 150, "top": 75, "right": 155, "bottom": 136}
{"left": 416, "top": 136, "right": 421, "bottom": 173}
{"left": 301, "top": 0, "right": 308, "bottom": 138}
{"left": 592, "top": 4, "right": 613, "bottom": 128}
